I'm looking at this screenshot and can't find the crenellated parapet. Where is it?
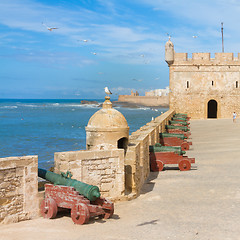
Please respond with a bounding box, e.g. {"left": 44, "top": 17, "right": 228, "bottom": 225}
{"left": 172, "top": 52, "right": 240, "bottom": 65}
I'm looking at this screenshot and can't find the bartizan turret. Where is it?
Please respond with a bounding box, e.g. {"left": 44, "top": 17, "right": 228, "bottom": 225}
{"left": 85, "top": 96, "right": 129, "bottom": 152}
{"left": 165, "top": 37, "right": 174, "bottom": 66}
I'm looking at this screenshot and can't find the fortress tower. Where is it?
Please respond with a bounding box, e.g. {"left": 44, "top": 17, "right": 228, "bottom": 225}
{"left": 165, "top": 39, "right": 240, "bottom": 119}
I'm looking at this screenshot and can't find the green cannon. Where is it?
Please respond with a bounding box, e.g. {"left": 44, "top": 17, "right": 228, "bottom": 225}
{"left": 149, "top": 143, "right": 186, "bottom": 155}
{"left": 38, "top": 168, "right": 101, "bottom": 201}
{"left": 160, "top": 132, "right": 187, "bottom": 140}
{"left": 169, "top": 120, "right": 189, "bottom": 126}
{"left": 172, "top": 117, "right": 189, "bottom": 121}
{"left": 165, "top": 125, "right": 189, "bottom": 132}
{"left": 174, "top": 113, "right": 188, "bottom": 117}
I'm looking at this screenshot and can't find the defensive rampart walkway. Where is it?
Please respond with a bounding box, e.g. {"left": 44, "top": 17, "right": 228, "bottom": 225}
{"left": 1, "top": 119, "right": 240, "bottom": 240}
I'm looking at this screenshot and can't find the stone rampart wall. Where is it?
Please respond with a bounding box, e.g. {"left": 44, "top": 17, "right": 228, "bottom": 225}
{"left": 54, "top": 149, "right": 125, "bottom": 200}
{"left": 125, "top": 109, "right": 175, "bottom": 197}
{"left": 0, "top": 156, "right": 38, "bottom": 224}
{"left": 118, "top": 95, "right": 169, "bottom": 107}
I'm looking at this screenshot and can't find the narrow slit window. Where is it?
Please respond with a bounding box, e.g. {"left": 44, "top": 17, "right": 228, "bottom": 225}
{"left": 236, "top": 81, "right": 238, "bottom": 88}
{"left": 187, "top": 81, "right": 189, "bottom": 88}
{"left": 212, "top": 81, "right": 214, "bottom": 86}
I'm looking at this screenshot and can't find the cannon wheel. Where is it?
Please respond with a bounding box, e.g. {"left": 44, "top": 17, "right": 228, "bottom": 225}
{"left": 71, "top": 203, "right": 90, "bottom": 225}
{"left": 40, "top": 198, "right": 58, "bottom": 219}
{"left": 178, "top": 159, "right": 191, "bottom": 171}
{"left": 103, "top": 202, "right": 114, "bottom": 219}
{"left": 156, "top": 160, "right": 164, "bottom": 171}
{"left": 181, "top": 142, "right": 189, "bottom": 151}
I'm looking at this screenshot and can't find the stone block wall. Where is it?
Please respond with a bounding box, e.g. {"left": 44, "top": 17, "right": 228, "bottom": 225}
{"left": 117, "top": 95, "right": 169, "bottom": 107}
{"left": 125, "top": 109, "right": 175, "bottom": 197}
{"left": 54, "top": 149, "right": 125, "bottom": 200}
{"left": 169, "top": 51, "right": 240, "bottom": 119}
{"left": 0, "top": 156, "right": 38, "bottom": 224}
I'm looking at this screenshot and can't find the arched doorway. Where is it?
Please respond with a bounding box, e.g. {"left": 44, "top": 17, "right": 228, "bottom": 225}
{"left": 207, "top": 100, "right": 218, "bottom": 118}
{"left": 117, "top": 137, "right": 128, "bottom": 154}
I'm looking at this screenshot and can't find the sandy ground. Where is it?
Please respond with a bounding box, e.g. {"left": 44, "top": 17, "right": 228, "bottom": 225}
{"left": 1, "top": 119, "right": 240, "bottom": 240}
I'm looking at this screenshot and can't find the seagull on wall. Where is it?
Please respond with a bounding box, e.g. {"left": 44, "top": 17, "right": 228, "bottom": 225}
{"left": 104, "top": 87, "right": 112, "bottom": 95}
{"left": 42, "top": 22, "right": 58, "bottom": 31}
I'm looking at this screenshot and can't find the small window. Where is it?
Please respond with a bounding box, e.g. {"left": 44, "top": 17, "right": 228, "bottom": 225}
{"left": 236, "top": 81, "right": 238, "bottom": 88}
{"left": 187, "top": 81, "right": 189, "bottom": 88}
{"left": 212, "top": 81, "right": 214, "bottom": 86}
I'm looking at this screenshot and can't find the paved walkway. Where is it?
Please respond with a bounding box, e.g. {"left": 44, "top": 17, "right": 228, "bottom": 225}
{"left": 1, "top": 119, "right": 240, "bottom": 240}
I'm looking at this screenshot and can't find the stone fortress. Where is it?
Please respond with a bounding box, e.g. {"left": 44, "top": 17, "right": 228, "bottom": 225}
{"left": 118, "top": 88, "right": 169, "bottom": 107}
{"left": 2, "top": 37, "right": 240, "bottom": 225}
{"left": 0, "top": 94, "right": 175, "bottom": 224}
{"left": 165, "top": 38, "right": 240, "bottom": 119}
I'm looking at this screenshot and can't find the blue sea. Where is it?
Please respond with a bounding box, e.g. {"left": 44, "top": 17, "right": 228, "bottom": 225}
{"left": 0, "top": 99, "right": 168, "bottom": 168}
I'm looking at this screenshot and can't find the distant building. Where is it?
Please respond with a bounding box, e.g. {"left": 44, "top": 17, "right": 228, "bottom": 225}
{"left": 131, "top": 90, "right": 139, "bottom": 96}
{"left": 145, "top": 87, "right": 169, "bottom": 97}
{"left": 165, "top": 38, "right": 240, "bottom": 119}
{"left": 118, "top": 88, "right": 169, "bottom": 107}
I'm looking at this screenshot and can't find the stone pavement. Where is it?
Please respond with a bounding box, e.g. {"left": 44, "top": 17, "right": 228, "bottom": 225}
{"left": 1, "top": 119, "right": 240, "bottom": 240}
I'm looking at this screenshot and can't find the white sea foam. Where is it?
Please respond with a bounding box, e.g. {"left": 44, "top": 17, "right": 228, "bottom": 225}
{"left": 20, "top": 104, "right": 39, "bottom": 108}
{"left": 0, "top": 105, "right": 18, "bottom": 109}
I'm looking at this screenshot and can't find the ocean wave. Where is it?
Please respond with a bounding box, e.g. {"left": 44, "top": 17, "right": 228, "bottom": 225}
{"left": 2, "top": 102, "right": 101, "bottom": 109}
{"left": 19, "top": 104, "right": 40, "bottom": 108}
{"left": 0, "top": 105, "right": 18, "bottom": 109}
{"left": 137, "top": 107, "right": 150, "bottom": 110}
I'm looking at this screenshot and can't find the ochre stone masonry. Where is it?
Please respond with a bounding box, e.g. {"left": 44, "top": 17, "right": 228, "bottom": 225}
{"left": 0, "top": 156, "right": 38, "bottom": 224}
{"left": 124, "top": 110, "right": 175, "bottom": 196}
{"left": 54, "top": 149, "right": 125, "bottom": 200}
{"left": 118, "top": 95, "right": 169, "bottom": 107}
{"left": 165, "top": 39, "right": 240, "bottom": 119}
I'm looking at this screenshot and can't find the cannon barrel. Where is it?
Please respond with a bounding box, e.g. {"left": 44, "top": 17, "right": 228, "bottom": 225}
{"left": 149, "top": 143, "right": 186, "bottom": 155}
{"left": 174, "top": 113, "right": 188, "bottom": 117}
{"left": 169, "top": 120, "right": 189, "bottom": 126}
{"left": 160, "top": 132, "right": 187, "bottom": 140}
{"left": 38, "top": 168, "right": 101, "bottom": 201}
{"left": 165, "top": 125, "right": 189, "bottom": 132}
{"left": 172, "top": 117, "right": 189, "bottom": 121}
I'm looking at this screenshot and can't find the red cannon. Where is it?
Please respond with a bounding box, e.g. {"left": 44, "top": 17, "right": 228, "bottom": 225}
{"left": 167, "top": 129, "right": 191, "bottom": 138}
{"left": 159, "top": 133, "right": 192, "bottom": 151}
{"left": 40, "top": 184, "right": 114, "bottom": 225}
{"left": 150, "top": 151, "right": 195, "bottom": 171}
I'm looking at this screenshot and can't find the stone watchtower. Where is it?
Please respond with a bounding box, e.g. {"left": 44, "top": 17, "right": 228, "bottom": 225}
{"left": 165, "top": 39, "right": 240, "bottom": 119}
{"left": 85, "top": 96, "right": 129, "bottom": 152}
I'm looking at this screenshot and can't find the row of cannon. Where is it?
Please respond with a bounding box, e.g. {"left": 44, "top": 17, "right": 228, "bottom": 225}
{"left": 149, "top": 113, "right": 195, "bottom": 172}
{"left": 38, "top": 113, "right": 194, "bottom": 225}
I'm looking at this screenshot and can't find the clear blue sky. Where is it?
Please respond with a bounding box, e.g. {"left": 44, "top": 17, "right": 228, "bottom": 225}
{"left": 0, "top": 0, "right": 239, "bottom": 99}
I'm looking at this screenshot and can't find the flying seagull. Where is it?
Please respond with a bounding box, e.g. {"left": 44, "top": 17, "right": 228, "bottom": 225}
{"left": 78, "top": 39, "right": 89, "bottom": 42}
{"left": 104, "top": 87, "right": 112, "bottom": 95}
{"left": 42, "top": 22, "right": 58, "bottom": 31}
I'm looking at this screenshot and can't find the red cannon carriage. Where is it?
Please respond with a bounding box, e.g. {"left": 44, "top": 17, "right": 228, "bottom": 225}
{"left": 150, "top": 152, "right": 195, "bottom": 171}
{"left": 159, "top": 133, "right": 192, "bottom": 151}
{"left": 40, "top": 184, "right": 114, "bottom": 225}
{"left": 167, "top": 129, "right": 191, "bottom": 138}
{"left": 149, "top": 144, "right": 195, "bottom": 171}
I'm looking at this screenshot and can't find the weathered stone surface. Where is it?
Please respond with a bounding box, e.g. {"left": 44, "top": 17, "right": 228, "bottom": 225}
{"left": 166, "top": 41, "right": 240, "bottom": 119}
{"left": 0, "top": 156, "right": 38, "bottom": 225}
